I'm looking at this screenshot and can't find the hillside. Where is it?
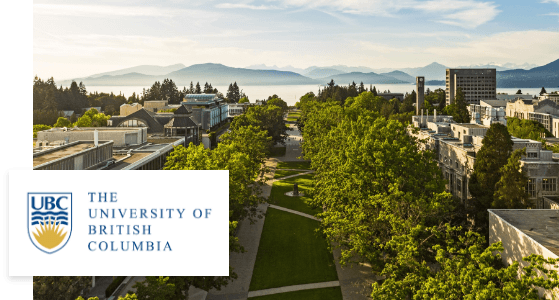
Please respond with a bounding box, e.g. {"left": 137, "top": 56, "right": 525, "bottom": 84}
{"left": 87, "top": 63, "right": 186, "bottom": 78}
{"left": 497, "top": 59, "right": 559, "bottom": 88}
{"left": 304, "top": 68, "right": 345, "bottom": 79}
{"left": 61, "top": 63, "right": 319, "bottom": 86}
{"left": 380, "top": 71, "right": 415, "bottom": 83}
{"left": 317, "top": 72, "right": 408, "bottom": 85}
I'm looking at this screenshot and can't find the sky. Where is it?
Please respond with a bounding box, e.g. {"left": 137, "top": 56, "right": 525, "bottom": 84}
{"left": 33, "top": 0, "right": 559, "bottom": 79}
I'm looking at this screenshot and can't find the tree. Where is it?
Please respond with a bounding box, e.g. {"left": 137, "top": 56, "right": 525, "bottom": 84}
{"left": 133, "top": 276, "right": 175, "bottom": 300}
{"left": 493, "top": 148, "right": 531, "bottom": 209}
{"left": 54, "top": 117, "right": 71, "bottom": 127}
{"left": 468, "top": 123, "right": 513, "bottom": 227}
{"left": 370, "top": 224, "right": 559, "bottom": 299}
{"left": 230, "top": 105, "right": 287, "bottom": 145}
{"left": 239, "top": 97, "right": 249, "bottom": 103}
{"left": 195, "top": 82, "right": 202, "bottom": 94}
{"left": 358, "top": 81, "right": 365, "bottom": 94}
{"left": 130, "top": 276, "right": 232, "bottom": 300}
{"left": 306, "top": 113, "right": 452, "bottom": 268}
{"left": 266, "top": 96, "right": 288, "bottom": 115}
{"left": 507, "top": 117, "right": 551, "bottom": 141}
{"left": 541, "top": 87, "right": 548, "bottom": 95}
{"left": 75, "top": 115, "right": 92, "bottom": 127}
{"left": 443, "top": 87, "right": 469, "bottom": 123}
{"left": 34, "top": 276, "right": 91, "bottom": 300}
{"left": 516, "top": 89, "right": 522, "bottom": 94}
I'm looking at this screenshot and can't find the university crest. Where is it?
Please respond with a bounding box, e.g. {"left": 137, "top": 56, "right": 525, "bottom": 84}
{"left": 28, "top": 193, "right": 72, "bottom": 254}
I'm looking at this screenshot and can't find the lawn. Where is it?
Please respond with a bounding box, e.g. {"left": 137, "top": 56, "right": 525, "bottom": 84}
{"left": 273, "top": 169, "right": 308, "bottom": 179}
{"left": 249, "top": 208, "right": 338, "bottom": 291}
{"left": 250, "top": 287, "right": 343, "bottom": 300}
{"left": 269, "top": 146, "right": 286, "bottom": 157}
{"left": 269, "top": 173, "right": 318, "bottom": 215}
{"left": 286, "top": 117, "right": 298, "bottom": 122}
{"left": 276, "top": 161, "right": 311, "bottom": 170}
{"left": 288, "top": 112, "right": 301, "bottom": 117}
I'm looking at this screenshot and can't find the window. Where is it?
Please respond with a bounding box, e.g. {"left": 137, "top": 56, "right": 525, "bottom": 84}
{"left": 527, "top": 152, "right": 538, "bottom": 158}
{"left": 543, "top": 178, "right": 557, "bottom": 192}
{"left": 526, "top": 178, "right": 536, "bottom": 198}
{"left": 457, "top": 179, "right": 462, "bottom": 195}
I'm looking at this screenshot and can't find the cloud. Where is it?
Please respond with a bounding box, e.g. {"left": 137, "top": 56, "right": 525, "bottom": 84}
{"left": 267, "top": 0, "right": 499, "bottom": 28}
{"left": 33, "top": 3, "right": 217, "bottom": 18}
{"left": 215, "top": 3, "right": 280, "bottom": 10}
{"left": 424, "top": 30, "right": 559, "bottom": 65}
{"left": 542, "top": 0, "right": 559, "bottom": 5}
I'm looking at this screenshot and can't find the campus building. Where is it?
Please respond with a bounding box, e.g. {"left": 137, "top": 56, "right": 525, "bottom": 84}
{"left": 33, "top": 132, "right": 185, "bottom": 170}
{"left": 540, "top": 93, "right": 559, "bottom": 104}
{"left": 468, "top": 100, "right": 507, "bottom": 126}
{"left": 181, "top": 94, "right": 228, "bottom": 130}
{"left": 506, "top": 98, "right": 559, "bottom": 137}
{"left": 37, "top": 127, "right": 147, "bottom": 148}
{"left": 120, "top": 103, "right": 143, "bottom": 116}
{"left": 445, "top": 69, "right": 497, "bottom": 105}
{"left": 410, "top": 116, "right": 559, "bottom": 206}
{"left": 489, "top": 210, "right": 559, "bottom": 299}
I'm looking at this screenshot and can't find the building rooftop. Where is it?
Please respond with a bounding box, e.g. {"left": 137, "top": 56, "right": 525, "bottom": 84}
{"left": 33, "top": 141, "right": 112, "bottom": 167}
{"left": 453, "top": 123, "right": 487, "bottom": 129}
{"left": 489, "top": 209, "right": 559, "bottom": 256}
{"left": 104, "top": 153, "right": 152, "bottom": 170}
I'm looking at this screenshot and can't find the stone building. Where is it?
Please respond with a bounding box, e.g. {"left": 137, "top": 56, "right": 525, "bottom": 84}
{"left": 445, "top": 68, "right": 496, "bottom": 105}
{"left": 410, "top": 116, "right": 559, "bottom": 206}
{"left": 506, "top": 98, "right": 559, "bottom": 137}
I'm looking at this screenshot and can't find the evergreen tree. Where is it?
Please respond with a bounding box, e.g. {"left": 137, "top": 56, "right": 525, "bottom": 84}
{"left": 493, "top": 148, "right": 530, "bottom": 209}
{"left": 233, "top": 82, "right": 240, "bottom": 103}
{"left": 195, "top": 82, "right": 202, "bottom": 94}
{"left": 226, "top": 83, "right": 234, "bottom": 103}
{"left": 189, "top": 81, "right": 195, "bottom": 94}
{"left": 469, "top": 123, "right": 513, "bottom": 227}
{"left": 540, "top": 87, "right": 547, "bottom": 95}
{"left": 358, "top": 82, "right": 365, "bottom": 94}
{"left": 371, "top": 86, "right": 378, "bottom": 96}
{"left": 516, "top": 89, "right": 522, "bottom": 94}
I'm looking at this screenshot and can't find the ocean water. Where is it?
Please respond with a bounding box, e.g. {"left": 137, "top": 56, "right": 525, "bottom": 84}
{"left": 80, "top": 85, "right": 559, "bottom": 107}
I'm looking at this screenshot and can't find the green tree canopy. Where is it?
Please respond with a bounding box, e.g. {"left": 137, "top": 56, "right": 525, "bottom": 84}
{"left": 493, "top": 148, "right": 530, "bottom": 209}
{"left": 468, "top": 123, "right": 513, "bottom": 226}
{"left": 54, "top": 117, "right": 71, "bottom": 128}
{"left": 34, "top": 276, "right": 91, "bottom": 300}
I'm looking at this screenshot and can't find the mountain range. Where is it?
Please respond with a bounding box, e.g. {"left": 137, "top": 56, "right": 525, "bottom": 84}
{"left": 59, "top": 60, "right": 559, "bottom": 88}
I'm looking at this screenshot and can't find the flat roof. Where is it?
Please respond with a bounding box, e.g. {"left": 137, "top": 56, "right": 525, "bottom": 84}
{"left": 453, "top": 123, "right": 487, "bottom": 129}
{"left": 33, "top": 143, "right": 95, "bottom": 167}
{"left": 490, "top": 209, "right": 559, "bottom": 256}
{"left": 105, "top": 153, "right": 152, "bottom": 170}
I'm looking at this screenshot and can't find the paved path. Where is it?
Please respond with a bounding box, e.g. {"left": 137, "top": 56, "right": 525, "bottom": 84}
{"left": 274, "top": 170, "right": 314, "bottom": 181}
{"left": 206, "top": 159, "right": 278, "bottom": 300}
{"left": 247, "top": 281, "right": 340, "bottom": 298}
{"left": 268, "top": 204, "right": 320, "bottom": 221}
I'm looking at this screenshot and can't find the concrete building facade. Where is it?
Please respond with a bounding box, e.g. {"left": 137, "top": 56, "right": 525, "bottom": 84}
{"left": 33, "top": 141, "right": 114, "bottom": 170}
{"left": 489, "top": 210, "right": 559, "bottom": 299}
{"left": 445, "top": 68, "right": 497, "bottom": 105}
{"left": 37, "top": 127, "right": 147, "bottom": 147}
{"left": 120, "top": 103, "right": 143, "bottom": 116}
{"left": 411, "top": 117, "right": 559, "bottom": 205}
{"left": 506, "top": 99, "right": 559, "bottom": 137}
{"left": 416, "top": 76, "right": 425, "bottom": 115}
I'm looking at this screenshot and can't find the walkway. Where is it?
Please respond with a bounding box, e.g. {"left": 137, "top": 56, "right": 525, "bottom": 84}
{"left": 247, "top": 281, "right": 340, "bottom": 298}
{"left": 210, "top": 121, "right": 373, "bottom": 300}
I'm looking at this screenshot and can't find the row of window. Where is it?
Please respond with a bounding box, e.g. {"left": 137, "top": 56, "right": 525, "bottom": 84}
{"left": 526, "top": 178, "right": 557, "bottom": 197}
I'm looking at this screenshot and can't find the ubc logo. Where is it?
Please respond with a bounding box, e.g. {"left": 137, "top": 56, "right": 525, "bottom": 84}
{"left": 28, "top": 193, "right": 72, "bottom": 254}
